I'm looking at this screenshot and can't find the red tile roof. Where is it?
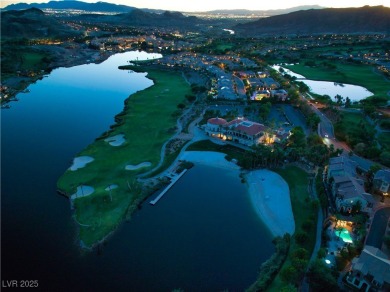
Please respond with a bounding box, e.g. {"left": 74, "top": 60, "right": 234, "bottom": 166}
{"left": 227, "top": 118, "right": 266, "bottom": 136}
{"left": 207, "top": 117, "right": 227, "bottom": 125}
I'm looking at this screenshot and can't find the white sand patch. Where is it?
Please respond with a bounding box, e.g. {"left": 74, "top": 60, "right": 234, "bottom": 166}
{"left": 125, "top": 162, "right": 152, "bottom": 170}
{"left": 71, "top": 185, "right": 95, "bottom": 200}
{"left": 246, "top": 169, "right": 295, "bottom": 237}
{"left": 104, "top": 134, "right": 126, "bottom": 146}
{"left": 180, "top": 151, "right": 240, "bottom": 171}
{"left": 69, "top": 156, "right": 94, "bottom": 171}
{"left": 105, "top": 184, "right": 118, "bottom": 191}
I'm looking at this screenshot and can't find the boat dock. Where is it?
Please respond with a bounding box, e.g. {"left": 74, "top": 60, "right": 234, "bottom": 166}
{"left": 150, "top": 169, "right": 188, "bottom": 205}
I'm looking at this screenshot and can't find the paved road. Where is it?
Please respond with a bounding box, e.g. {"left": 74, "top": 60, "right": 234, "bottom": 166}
{"left": 365, "top": 207, "right": 390, "bottom": 248}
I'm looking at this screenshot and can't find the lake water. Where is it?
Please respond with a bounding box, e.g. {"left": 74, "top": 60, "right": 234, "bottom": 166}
{"left": 1, "top": 50, "right": 273, "bottom": 290}
{"left": 272, "top": 65, "right": 374, "bottom": 101}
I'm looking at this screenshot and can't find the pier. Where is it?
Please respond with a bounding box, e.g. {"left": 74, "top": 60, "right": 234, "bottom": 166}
{"left": 150, "top": 169, "right": 188, "bottom": 205}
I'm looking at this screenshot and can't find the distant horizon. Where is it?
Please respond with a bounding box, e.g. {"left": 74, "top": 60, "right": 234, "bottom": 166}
{"left": 1, "top": 0, "right": 389, "bottom": 11}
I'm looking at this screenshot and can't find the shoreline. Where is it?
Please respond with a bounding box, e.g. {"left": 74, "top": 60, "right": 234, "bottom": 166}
{"left": 179, "top": 151, "right": 295, "bottom": 237}
{"left": 245, "top": 169, "right": 295, "bottom": 237}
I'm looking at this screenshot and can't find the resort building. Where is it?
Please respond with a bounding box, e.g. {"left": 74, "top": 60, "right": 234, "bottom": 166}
{"left": 205, "top": 117, "right": 274, "bottom": 146}
{"left": 346, "top": 245, "right": 390, "bottom": 292}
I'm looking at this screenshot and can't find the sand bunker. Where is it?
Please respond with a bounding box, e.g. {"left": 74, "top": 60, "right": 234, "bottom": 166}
{"left": 105, "top": 184, "right": 118, "bottom": 191}
{"left": 71, "top": 185, "right": 95, "bottom": 200}
{"left": 125, "top": 162, "right": 152, "bottom": 170}
{"left": 104, "top": 134, "right": 126, "bottom": 146}
{"left": 69, "top": 156, "right": 94, "bottom": 171}
{"left": 246, "top": 169, "right": 295, "bottom": 237}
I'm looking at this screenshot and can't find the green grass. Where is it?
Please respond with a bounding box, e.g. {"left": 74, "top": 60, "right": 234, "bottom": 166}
{"left": 57, "top": 66, "right": 192, "bottom": 247}
{"left": 216, "top": 44, "right": 234, "bottom": 51}
{"left": 21, "top": 52, "right": 46, "bottom": 70}
{"left": 334, "top": 111, "right": 375, "bottom": 146}
{"left": 267, "top": 166, "right": 317, "bottom": 291}
{"left": 285, "top": 62, "right": 390, "bottom": 99}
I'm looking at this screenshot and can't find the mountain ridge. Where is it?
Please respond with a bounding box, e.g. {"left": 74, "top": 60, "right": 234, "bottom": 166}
{"left": 234, "top": 5, "right": 390, "bottom": 35}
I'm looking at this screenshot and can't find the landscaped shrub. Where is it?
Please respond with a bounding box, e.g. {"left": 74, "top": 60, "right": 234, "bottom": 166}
{"left": 247, "top": 234, "right": 291, "bottom": 292}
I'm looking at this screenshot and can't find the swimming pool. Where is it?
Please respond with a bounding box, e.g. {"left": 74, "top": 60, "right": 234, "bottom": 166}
{"left": 335, "top": 228, "right": 353, "bottom": 243}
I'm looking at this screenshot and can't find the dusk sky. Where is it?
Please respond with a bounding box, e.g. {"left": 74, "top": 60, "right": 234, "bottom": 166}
{"left": 1, "top": 0, "right": 390, "bottom": 11}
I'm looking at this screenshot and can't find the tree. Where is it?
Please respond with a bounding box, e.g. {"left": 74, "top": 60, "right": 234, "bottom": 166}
{"left": 307, "top": 259, "right": 339, "bottom": 292}
{"left": 258, "top": 102, "right": 272, "bottom": 121}
{"left": 345, "top": 97, "right": 351, "bottom": 108}
{"left": 288, "top": 127, "right": 306, "bottom": 148}
{"left": 351, "top": 200, "right": 362, "bottom": 214}
{"left": 384, "top": 236, "right": 390, "bottom": 250}
{"left": 294, "top": 231, "right": 309, "bottom": 245}
{"left": 365, "top": 164, "right": 382, "bottom": 192}
{"left": 379, "top": 151, "right": 390, "bottom": 167}
{"left": 280, "top": 265, "right": 300, "bottom": 284}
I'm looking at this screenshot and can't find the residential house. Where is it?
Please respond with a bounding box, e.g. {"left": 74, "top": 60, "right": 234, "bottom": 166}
{"left": 332, "top": 176, "right": 374, "bottom": 213}
{"left": 274, "top": 127, "right": 291, "bottom": 144}
{"left": 374, "top": 169, "right": 390, "bottom": 195}
{"left": 271, "top": 89, "right": 288, "bottom": 101}
{"left": 327, "top": 156, "right": 375, "bottom": 213}
{"left": 260, "top": 77, "right": 280, "bottom": 89}
{"left": 251, "top": 89, "right": 270, "bottom": 101}
{"left": 327, "top": 156, "right": 357, "bottom": 182}
{"left": 347, "top": 245, "right": 390, "bottom": 292}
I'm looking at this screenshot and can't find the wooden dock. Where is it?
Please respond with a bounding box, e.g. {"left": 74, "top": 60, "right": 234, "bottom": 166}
{"left": 150, "top": 169, "right": 188, "bottom": 205}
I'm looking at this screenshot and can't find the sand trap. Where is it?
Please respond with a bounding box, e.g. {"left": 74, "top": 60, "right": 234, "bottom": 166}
{"left": 104, "top": 134, "right": 126, "bottom": 146}
{"left": 105, "top": 184, "right": 118, "bottom": 191}
{"left": 71, "top": 185, "right": 95, "bottom": 200}
{"left": 69, "top": 156, "right": 94, "bottom": 171}
{"left": 125, "top": 162, "right": 152, "bottom": 170}
{"left": 246, "top": 169, "right": 295, "bottom": 237}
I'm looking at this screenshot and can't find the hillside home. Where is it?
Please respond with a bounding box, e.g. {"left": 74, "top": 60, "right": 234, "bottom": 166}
{"left": 347, "top": 246, "right": 390, "bottom": 292}
{"left": 205, "top": 117, "right": 274, "bottom": 146}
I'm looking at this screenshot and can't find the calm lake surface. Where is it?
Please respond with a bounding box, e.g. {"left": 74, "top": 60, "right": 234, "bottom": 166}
{"left": 1, "top": 51, "right": 274, "bottom": 290}
{"left": 272, "top": 65, "right": 374, "bottom": 101}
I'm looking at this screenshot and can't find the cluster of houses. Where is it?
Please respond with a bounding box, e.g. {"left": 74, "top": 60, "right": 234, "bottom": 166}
{"left": 156, "top": 52, "right": 288, "bottom": 101}
{"left": 327, "top": 156, "right": 390, "bottom": 291}
{"left": 204, "top": 116, "right": 290, "bottom": 147}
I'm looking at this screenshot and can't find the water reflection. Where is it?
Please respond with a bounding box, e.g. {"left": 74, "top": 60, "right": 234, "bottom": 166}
{"left": 272, "top": 65, "right": 374, "bottom": 101}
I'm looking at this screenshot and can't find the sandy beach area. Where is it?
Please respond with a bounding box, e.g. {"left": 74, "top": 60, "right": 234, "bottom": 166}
{"left": 246, "top": 170, "right": 295, "bottom": 237}
{"left": 180, "top": 151, "right": 295, "bottom": 237}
